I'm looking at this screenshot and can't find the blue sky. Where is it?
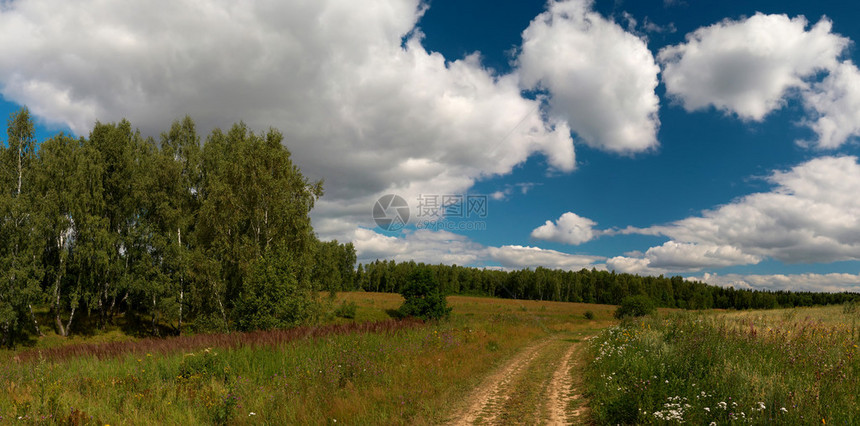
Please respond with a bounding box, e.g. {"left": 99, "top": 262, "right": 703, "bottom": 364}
{"left": 1, "top": 0, "right": 859, "bottom": 292}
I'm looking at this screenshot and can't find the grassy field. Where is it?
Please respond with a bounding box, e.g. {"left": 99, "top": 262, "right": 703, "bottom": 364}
{"left": 0, "top": 292, "right": 615, "bottom": 424}
{"left": 585, "top": 304, "right": 860, "bottom": 425}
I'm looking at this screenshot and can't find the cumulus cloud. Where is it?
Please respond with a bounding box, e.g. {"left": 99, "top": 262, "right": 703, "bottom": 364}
{"left": 801, "top": 60, "right": 860, "bottom": 148}
{"left": 486, "top": 245, "right": 604, "bottom": 271}
{"left": 643, "top": 241, "right": 759, "bottom": 269}
{"left": 352, "top": 228, "right": 485, "bottom": 266}
{"left": 606, "top": 256, "right": 669, "bottom": 277}
{"left": 689, "top": 272, "right": 860, "bottom": 293}
{"left": 607, "top": 242, "right": 759, "bottom": 274}
{"left": 659, "top": 13, "right": 848, "bottom": 120}
{"left": 352, "top": 228, "right": 604, "bottom": 271}
{"left": 615, "top": 156, "right": 860, "bottom": 273}
{"left": 518, "top": 0, "right": 661, "bottom": 153}
{"left": 0, "top": 0, "right": 580, "bottom": 241}
{"left": 531, "top": 212, "right": 598, "bottom": 245}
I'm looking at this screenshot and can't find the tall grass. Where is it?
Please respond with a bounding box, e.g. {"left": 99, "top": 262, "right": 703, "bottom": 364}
{"left": 1, "top": 293, "right": 615, "bottom": 424}
{"left": 14, "top": 318, "right": 422, "bottom": 363}
{"left": 585, "top": 307, "right": 860, "bottom": 424}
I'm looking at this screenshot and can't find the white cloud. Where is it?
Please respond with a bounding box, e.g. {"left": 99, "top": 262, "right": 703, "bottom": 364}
{"left": 644, "top": 241, "right": 760, "bottom": 269}
{"left": 531, "top": 212, "right": 598, "bottom": 245}
{"left": 641, "top": 17, "right": 676, "bottom": 34}
{"left": 662, "top": 156, "right": 860, "bottom": 263}
{"left": 801, "top": 60, "right": 860, "bottom": 148}
{"left": 488, "top": 182, "right": 539, "bottom": 201}
{"left": 689, "top": 272, "right": 860, "bottom": 293}
{"left": 659, "top": 13, "right": 848, "bottom": 120}
{"left": 619, "top": 156, "right": 860, "bottom": 272}
{"left": 0, "top": 0, "right": 579, "bottom": 240}
{"left": 352, "top": 228, "right": 604, "bottom": 271}
{"left": 606, "top": 256, "right": 669, "bottom": 276}
{"left": 353, "top": 228, "right": 484, "bottom": 266}
{"left": 486, "top": 245, "right": 604, "bottom": 271}
{"left": 518, "top": 0, "right": 661, "bottom": 153}
{"left": 607, "top": 242, "right": 759, "bottom": 274}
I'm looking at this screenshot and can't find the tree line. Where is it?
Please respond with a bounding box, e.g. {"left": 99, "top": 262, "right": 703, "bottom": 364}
{"left": 0, "top": 108, "right": 354, "bottom": 347}
{"left": 345, "top": 260, "right": 859, "bottom": 310}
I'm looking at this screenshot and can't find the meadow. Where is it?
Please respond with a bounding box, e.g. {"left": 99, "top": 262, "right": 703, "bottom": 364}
{"left": 0, "top": 293, "right": 615, "bottom": 424}
{"left": 585, "top": 304, "right": 860, "bottom": 425}
{"left": 6, "top": 292, "right": 859, "bottom": 425}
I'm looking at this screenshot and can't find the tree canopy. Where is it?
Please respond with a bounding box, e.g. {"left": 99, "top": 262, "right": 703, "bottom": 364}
{"left": 0, "top": 109, "right": 355, "bottom": 347}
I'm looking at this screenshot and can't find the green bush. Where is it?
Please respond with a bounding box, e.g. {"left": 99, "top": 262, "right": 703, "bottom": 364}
{"left": 233, "top": 247, "right": 318, "bottom": 331}
{"left": 614, "top": 295, "right": 656, "bottom": 319}
{"left": 584, "top": 310, "right": 595, "bottom": 320}
{"left": 334, "top": 301, "right": 357, "bottom": 319}
{"left": 398, "top": 268, "right": 451, "bottom": 320}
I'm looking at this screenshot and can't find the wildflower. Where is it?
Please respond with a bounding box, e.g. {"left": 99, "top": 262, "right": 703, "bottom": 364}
{"left": 781, "top": 407, "right": 788, "bottom": 413}
{"left": 249, "top": 412, "right": 256, "bottom": 416}
{"left": 704, "top": 407, "right": 710, "bottom": 412}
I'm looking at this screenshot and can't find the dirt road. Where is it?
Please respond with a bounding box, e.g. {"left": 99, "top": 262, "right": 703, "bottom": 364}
{"left": 447, "top": 335, "right": 590, "bottom": 425}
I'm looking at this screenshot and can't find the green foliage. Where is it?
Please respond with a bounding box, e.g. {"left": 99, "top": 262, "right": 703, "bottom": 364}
{"left": 313, "top": 240, "right": 357, "bottom": 293}
{"left": 614, "top": 295, "right": 656, "bottom": 319}
{"left": 233, "top": 248, "right": 319, "bottom": 331}
{"left": 584, "top": 310, "right": 595, "bottom": 320}
{"left": 0, "top": 108, "right": 43, "bottom": 346}
{"left": 357, "top": 259, "right": 860, "bottom": 312}
{"left": 398, "top": 268, "right": 452, "bottom": 321}
{"left": 0, "top": 108, "right": 362, "bottom": 346}
{"left": 334, "top": 301, "right": 358, "bottom": 319}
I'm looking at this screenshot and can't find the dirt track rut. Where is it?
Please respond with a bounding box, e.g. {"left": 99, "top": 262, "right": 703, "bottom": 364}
{"left": 447, "top": 336, "right": 588, "bottom": 425}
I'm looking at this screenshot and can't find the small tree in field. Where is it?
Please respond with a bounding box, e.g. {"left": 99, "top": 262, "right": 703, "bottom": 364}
{"left": 399, "top": 268, "right": 451, "bottom": 320}
{"left": 233, "top": 247, "right": 318, "bottom": 331}
{"left": 614, "top": 295, "right": 656, "bottom": 319}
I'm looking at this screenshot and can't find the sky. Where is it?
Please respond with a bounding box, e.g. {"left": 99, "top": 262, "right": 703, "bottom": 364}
{"left": 1, "top": 0, "right": 859, "bottom": 293}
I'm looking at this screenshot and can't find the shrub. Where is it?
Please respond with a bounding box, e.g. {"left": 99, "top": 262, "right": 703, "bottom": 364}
{"left": 334, "top": 301, "right": 357, "bottom": 319}
{"left": 584, "top": 310, "right": 595, "bottom": 320}
{"left": 233, "top": 247, "right": 319, "bottom": 331}
{"left": 398, "top": 268, "right": 452, "bottom": 321}
{"left": 614, "top": 295, "right": 656, "bottom": 319}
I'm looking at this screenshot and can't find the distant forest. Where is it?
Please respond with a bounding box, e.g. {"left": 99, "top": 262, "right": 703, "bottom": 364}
{"left": 1, "top": 108, "right": 856, "bottom": 347}
{"left": 344, "top": 260, "right": 859, "bottom": 310}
